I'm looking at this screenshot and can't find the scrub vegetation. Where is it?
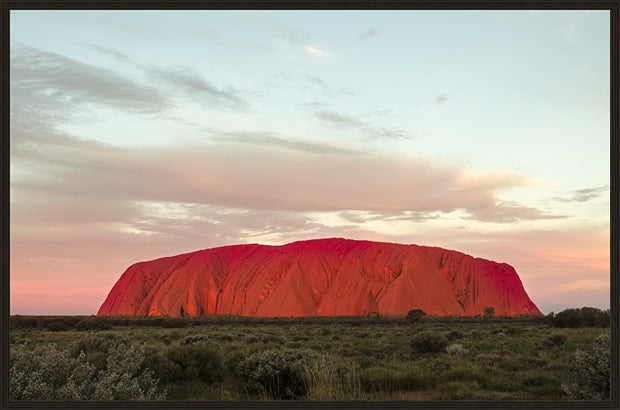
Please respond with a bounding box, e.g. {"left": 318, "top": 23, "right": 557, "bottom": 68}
{"left": 9, "top": 307, "right": 610, "bottom": 401}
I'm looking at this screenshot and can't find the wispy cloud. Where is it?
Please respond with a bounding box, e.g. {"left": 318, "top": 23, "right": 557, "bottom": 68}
{"left": 358, "top": 28, "right": 377, "bottom": 41}
{"left": 571, "top": 185, "right": 610, "bottom": 202}
{"left": 338, "top": 210, "right": 440, "bottom": 224}
{"left": 11, "top": 44, "right": 169, "bottom": 115}
{"left": 305, "top": 75, "right": 355, "bottom": 96}
{"left": 465, "top": 200, "right": 566, "bottom": 223}
{"left": 11, "top": 42, "right": 251, "bottom": 141}
{"left": 84, "top": 43, "right": 134, "bottom": 63}
{"left": 306, "top": 75, "right": 327, "bottom": 88}
{"left": 315, "top": 110, "right": 411, "bottom": 141}
{"left": 84, "top": 43, "right": 250, "bottom": 111}
{"left": 146, "top": 65, "right": 249, "bottom": 110}
{"left": 209, "top": 130, "right": 365, "bottom": 156}
{"left": 435, "top": 93, "right": 449, "bottom": 105}
{"left": 552, "top": 185, "right": 610, "bottom": 203}
{"left": 304, "top": 45, "right": 329, "bottom": 57}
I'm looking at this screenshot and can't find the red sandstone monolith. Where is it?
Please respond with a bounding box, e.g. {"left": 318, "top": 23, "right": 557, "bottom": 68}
{"left": 97, "top": 238, "right": 542, "bottom": 317}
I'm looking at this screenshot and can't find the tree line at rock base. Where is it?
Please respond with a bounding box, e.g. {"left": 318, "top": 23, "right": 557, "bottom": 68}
{"left": 9, "top": 306, "right": 610, "bottom": 331}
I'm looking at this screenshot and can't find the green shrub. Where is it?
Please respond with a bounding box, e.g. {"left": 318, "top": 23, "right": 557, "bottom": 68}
{"left": 445, "top": 330, "right": 464, "bottom": 341}
{"left": 484, "top": 306, "right": 495, "bottom": 317}
{"left": 71, "top": 332, "right": 130, "bottom": 356}
{"left": 445, "top": 343, "right": 468, "bottom": 356}
{"left": 92, "top": 344, "right": 166, "bottom": 400}
{"left": 561, "top": 331, "right": 610, "bottom": 400}
{"left": 10, "top": 344, "right": 95, "bottom": 399}
{"left": 541, "top": 333, "right": 567, "bottom": 348}
{"left": 165, "top": 342, "right": 223, "bottom": 383}
{"left": 70, "top": 332, "right": 130, "bottom": 371}
{"left": 10, "top": 343, "right": 165, "bottom": 400}
{"left": 236, "top": 347, "right": 321, "bottom": 399}
{"left": 410, "top": 331, "right": 448, "bottom": 354}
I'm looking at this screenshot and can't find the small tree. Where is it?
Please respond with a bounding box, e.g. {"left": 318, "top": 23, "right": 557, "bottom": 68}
{"left": 406, "top": 309, "right": 426, "bottom": 322}
{"left": 484, "top": 306, "right": 495, "bottom": 317}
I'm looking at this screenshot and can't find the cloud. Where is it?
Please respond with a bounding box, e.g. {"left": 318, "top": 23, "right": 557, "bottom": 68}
{"left": 11, "top": 44, "right": 170, "bottom": 115}
{"left": 571, "top": 185, "right": 610, "bottom": 202}
{"left": 209, "top": 130, "right": 365, "bottom": 156}
{"left": 12, "top": 43, "right": 250, "bottom": 128}
{"left": 435, "top": 93, "right": 449, "bottom": 105}
{"left": 338, "top": 210, "right": 440, "bottom": 224}
{"left": 316, "top": 110, "right": 361, "bottom": 128}
{"left": 358, "top": 28, "right": 377, "bottom": 41}
{"left": 145, "top": 65, "right": 248, "bottom": 110}
{"left": 552, "top": 185, "right": 610, "bottom": 202}
{"left": 305, "top": 75, "right": 355, "bottom": 96}
{"left": 315, "top": 110, "right": 411, "bottom": 141}
{"left": 464, "top": 200, "right": 566, "bottom": 223}
{"left": 306, "top": 75, "right": 327, "bottom": 88}
{"left": 84, "top": 43, "right": 134, "bottom": 63}
{"left": 11, "top": 126, "right": 560, "bottom": 224}
{"left": 304, "top": 45, "right": 329, "bottom": 57}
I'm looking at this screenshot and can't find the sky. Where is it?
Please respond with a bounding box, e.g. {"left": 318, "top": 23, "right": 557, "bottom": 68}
{"left": 9, "top": 10, "right": 610, "bottom": 315}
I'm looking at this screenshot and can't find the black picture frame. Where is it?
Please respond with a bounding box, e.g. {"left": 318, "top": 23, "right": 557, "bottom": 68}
{"left": 1, "top": 1, "right": 618, "bottom": 409}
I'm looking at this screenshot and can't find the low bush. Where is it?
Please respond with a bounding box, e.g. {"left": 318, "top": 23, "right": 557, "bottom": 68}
{"left": 445, "top": 343, "right": 468, "bottom": 356}
{"left": 236, "top": 347, "right": 321, "bottom": 399}
{"left": 444, "top": 330, "right": 464, "bottom": 341}
{"left": 71, "top": 332, "right": 130, "bottom": 356}
{"left": 164, "top": 341, "right": 223, "bottom": 383}
{"left": 541, "top": 333, "right": 567, "bottom": 348}
{"left": 561, "top": 331, "right": 610, "bottom": 400}
{"left": 92, "top": 344, "right": 166, "bottom": 400}
{"left": 10, "top": 343, "right": 165, "bottom": 400}
{"left": 410, "top": 331, "right": 448, "bottom": 354}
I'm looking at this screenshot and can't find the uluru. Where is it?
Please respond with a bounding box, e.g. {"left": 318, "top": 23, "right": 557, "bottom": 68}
{"left": 97, "top": 238, "right": 542, "bottom": 318}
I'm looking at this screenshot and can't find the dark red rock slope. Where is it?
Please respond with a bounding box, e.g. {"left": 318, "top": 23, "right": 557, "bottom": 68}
{"left": 97, "top": 238, "right": 542, "bottom": 317}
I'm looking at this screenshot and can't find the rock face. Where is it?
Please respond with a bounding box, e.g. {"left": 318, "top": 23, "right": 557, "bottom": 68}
{"left": 97, "top": 238, "right": 542, "bottom": 317}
